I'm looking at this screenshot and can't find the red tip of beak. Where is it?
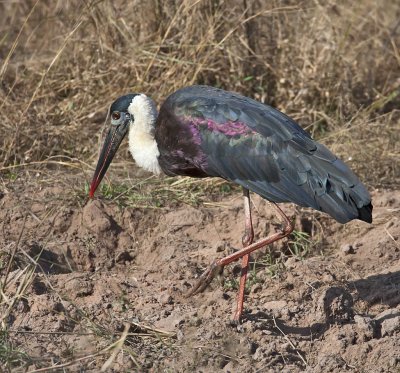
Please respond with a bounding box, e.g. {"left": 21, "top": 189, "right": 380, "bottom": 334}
{"left": 89, "top": 181, "right": 97, "bottom": 199}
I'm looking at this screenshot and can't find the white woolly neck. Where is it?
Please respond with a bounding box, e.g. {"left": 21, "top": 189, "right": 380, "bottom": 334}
{"left": 127, "top": 94, "right": 162, "bottom": 175}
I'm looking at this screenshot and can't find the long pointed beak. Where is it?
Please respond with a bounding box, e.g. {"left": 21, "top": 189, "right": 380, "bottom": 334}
{"left": 89, "top": 124, "right": 128, "bottom": 198}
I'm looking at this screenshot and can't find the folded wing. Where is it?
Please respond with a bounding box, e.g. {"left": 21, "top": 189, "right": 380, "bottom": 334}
{"left": 161, "top": 86, "right": 372, "bottom": 223}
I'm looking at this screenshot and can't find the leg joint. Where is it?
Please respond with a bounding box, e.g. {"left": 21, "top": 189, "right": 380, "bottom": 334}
{"left": 282, "top": 218, "right": 294, "bottom": 237}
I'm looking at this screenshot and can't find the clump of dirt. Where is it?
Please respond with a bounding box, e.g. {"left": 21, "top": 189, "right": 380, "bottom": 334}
{"left": 1, "top": 179, "right": 400, "bottom": 372}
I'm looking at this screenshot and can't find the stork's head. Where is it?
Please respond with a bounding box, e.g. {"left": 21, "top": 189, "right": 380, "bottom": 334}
{"left": 89, "top": 94, "right": 138, "bottom": 198}
{"left": 89, "top": 93, "right": 160, "bottom": 198}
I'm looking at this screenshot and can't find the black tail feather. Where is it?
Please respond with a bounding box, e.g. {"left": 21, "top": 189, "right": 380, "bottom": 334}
{"left": 358, "top": 202, "right": 373, "bottom": 223}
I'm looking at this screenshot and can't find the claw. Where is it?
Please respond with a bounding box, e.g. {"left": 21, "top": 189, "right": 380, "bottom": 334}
{"left": 185, "top": 260, "right": 223, "bottom": 297}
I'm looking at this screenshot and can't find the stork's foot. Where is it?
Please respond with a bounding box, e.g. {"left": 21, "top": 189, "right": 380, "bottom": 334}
{"left": 231, "top": 310, "right": 242, "bottom": 325}
{"left": 185, "top": 260, "right": 223, "bottom": 297}
{"left": 229, "top": 317, "right": 241, "bottom": 326}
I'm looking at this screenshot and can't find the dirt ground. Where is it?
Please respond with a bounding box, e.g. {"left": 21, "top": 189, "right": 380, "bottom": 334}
{"left": 1, "top": 170, "right": 400, "bottom": 372}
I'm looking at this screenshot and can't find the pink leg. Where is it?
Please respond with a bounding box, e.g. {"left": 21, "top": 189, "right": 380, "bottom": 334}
{"left": 232, "top": 188, "right": 254, "bottom": 322}
{"left": 186, "top": 199, "right": 294, "bottom": 323}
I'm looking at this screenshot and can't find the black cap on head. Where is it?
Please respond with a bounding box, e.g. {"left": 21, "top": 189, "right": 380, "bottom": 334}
{"left": 110, "top": 94, "right": 138, "bottom": 114}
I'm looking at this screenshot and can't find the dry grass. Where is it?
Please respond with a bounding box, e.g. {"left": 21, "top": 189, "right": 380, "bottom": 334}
{"left": 0, "top": 0, "right": 399, "bottom": 186}
{"left": 1, "top": 0, "right": 400, "bottom": 371}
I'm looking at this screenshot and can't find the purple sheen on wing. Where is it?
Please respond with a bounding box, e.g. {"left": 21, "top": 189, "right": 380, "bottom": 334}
{"left": 170, "top": 116, "right": 256, "bottom": 171}
{"left": 178, "top": 115, "right": 256, "bottom": 148}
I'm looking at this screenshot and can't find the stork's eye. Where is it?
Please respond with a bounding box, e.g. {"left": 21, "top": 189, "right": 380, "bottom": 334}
{"left": 112, "top": 111, "right": 121, "bottom": 121}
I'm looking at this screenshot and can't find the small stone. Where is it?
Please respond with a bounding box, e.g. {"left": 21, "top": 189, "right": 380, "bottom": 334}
{"left": 381, "top": 316, "right": 400, "bottom": 336}
{"left": 264, "top": 300, "right": 288, "bottom": 311}
{"left": 314, "top": 354, "right": 347, "bottom": 371}
{"left": 317, "top": 286, "right": 354, "bottom": 324}
{"left": 82, "top": 200, "right": 113, "bottom": 234}
{"left": 64, "top": 278, "right": 93, "bottom": 297}
{"left": 222, "top": 292, "right": 230, "bottom": 300}
{"left": 385, "top": 220, "right": 394, "bottom": 229}
{"left": 285, "top": 257, "right": 299, "bottom": 269}
{"left": 214, "top": 241, "right": 226, "bottom": 253}
{"left": 389, "top": 357, "right": 400, "bottom": 367}
{"left": 251, "top": 283, "right": 262, "bottom": 293}
{"left": 253, "top": 347, "right": 264, "bottom": 361}
{"left": 176, "top": 330, "right": 184, "bottom": 341}
{"left": 235, "top": 323, "right": 244, "bottom": 333}
{"left": 322, "top": 273, "right": 335, "bottom": 282}
{"left": 223, "top": 361, "right": 236, "bottom": 372}
{"left": 374, "top": 308, "right": 400, "bottom": 322}
{"left": 189, "top": 317, "right": 202, "bottom": 327}
{"left": 115, "top": 250, "right": 134, "bottom": 264}
{"left": 16, "top": 299, "right": 30, "bottom": 313}
{"left": 249, "top": 341, "right": 258, "bottom": 354}
{"left": 158, "top": 292, "right": 173, "bottom": 305}
{"left": 341, "top": 244, "right": 354, "bottom": 255}
{"left": 354, "top": 315, "right": 376, "bottom": 340}
{"left": 30, "top": 343, "right": 46, "bottom": 356}
{"left": 264, "top": 300, "right": 288, "bottom": 318}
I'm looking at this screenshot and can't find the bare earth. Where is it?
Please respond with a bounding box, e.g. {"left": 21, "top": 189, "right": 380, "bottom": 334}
{"left": 2, "top": 175, "right": 400, "bottom": 372}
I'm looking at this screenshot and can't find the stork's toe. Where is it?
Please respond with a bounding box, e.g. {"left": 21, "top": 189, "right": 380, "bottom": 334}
{"left": 185, "top": 261, "right": 223, "bottom": 297}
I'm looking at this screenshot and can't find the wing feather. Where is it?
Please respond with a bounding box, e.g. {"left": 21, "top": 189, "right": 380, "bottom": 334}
{"left": 160, "top": 86, "right": 372, "bottom": 223}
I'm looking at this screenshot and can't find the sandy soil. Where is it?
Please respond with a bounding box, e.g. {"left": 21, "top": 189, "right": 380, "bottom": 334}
{"left": 1, "top": 174, "right": 400, "bottom": 372}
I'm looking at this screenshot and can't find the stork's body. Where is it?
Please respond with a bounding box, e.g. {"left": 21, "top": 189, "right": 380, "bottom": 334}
{"left": 90, "top": 85, "right": 372, "bottom": 323}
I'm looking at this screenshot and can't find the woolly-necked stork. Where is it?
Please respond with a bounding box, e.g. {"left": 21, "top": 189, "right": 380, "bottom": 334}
{"left": 89, "top": 85, "right": 372, "bottom": 323}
